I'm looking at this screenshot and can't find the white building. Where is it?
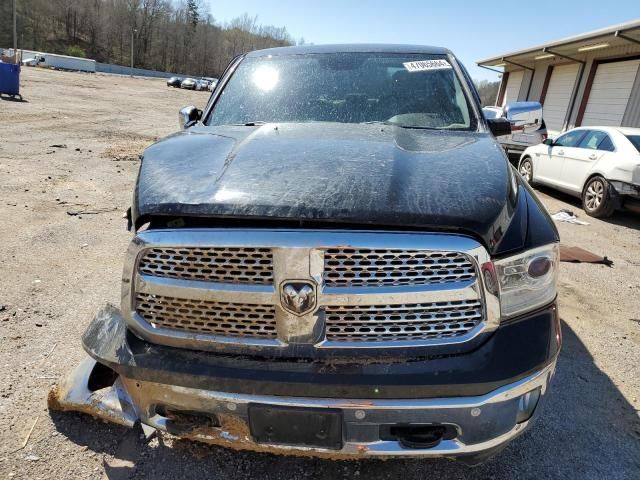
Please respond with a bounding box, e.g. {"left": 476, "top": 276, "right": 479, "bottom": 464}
{"left": 477, "top": 19, "right": 640, "bottom": 136}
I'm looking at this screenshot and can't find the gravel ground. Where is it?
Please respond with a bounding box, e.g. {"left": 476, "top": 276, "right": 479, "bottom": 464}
{"left": 0, "top": 68, "right": 639, "bottom": 479}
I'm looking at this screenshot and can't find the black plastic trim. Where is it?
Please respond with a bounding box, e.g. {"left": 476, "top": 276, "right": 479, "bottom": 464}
{"left": 82, "top": 301, "right": 560, "bottom": 400}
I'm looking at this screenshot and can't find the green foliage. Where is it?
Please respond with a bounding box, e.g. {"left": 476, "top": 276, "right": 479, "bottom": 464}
{"left": 64, "top": 45, "right": 86, "bottom": 58}
{"left": 187, "top": 0, "right": 200, "bottom": 28}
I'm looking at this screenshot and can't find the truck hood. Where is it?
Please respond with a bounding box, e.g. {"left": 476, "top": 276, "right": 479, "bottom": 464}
{"left": 135, "top": 123, "right": 522, "bottom": 251}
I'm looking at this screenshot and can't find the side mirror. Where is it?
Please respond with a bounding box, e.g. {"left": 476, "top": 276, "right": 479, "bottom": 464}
{"left": 504, "top": 101, "right": 543, "bottom": 134}
{"left": 542, "top": 138, "right": 554, "bottom": 146}
{"left": 487, "top": 118, "right": 512, "bottom": 137}
{"left": 179, "top": 105, "right": 202, "bottom": 129}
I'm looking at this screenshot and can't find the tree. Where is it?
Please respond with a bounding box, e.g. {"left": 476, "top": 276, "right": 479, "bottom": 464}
{"left": 0, "top": 1, "right": 294, "bottom": 77}
{"left": 474, "top": 79, "right": 501, "bottom": 107}
{"left": 186, "top": 0, "right": 199, "bottom": 28}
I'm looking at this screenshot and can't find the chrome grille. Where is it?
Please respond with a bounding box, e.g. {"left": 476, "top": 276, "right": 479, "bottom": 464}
{"left": 323, "top": 248, "right": 476, "bottom": 287}
{"left": 125, "top": 230, "right": 495, "bottom": 351}
{"left": 325, "top": 300, "right": 483, "bottom": 342}
{"left": 135, "top": 293, "right": 277, "bottom": 338}
{"left": 138, "top": 247, "right": 273, "bottom": 284}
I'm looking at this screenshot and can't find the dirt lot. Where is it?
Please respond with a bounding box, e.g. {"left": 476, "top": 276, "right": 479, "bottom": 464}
{"left": 0, "top": 68, "right": 639, "bottom": 479}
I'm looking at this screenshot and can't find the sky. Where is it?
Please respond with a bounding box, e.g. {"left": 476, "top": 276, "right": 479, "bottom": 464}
{"left": 205, "top": 0, "right": 639, "bottom": 82}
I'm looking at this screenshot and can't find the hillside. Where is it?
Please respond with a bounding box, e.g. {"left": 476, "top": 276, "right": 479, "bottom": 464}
{"left": 0, "top": 0, "right": 294, "bottom": 77}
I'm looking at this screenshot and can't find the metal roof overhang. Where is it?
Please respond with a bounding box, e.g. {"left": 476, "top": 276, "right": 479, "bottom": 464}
{"left": 477, "top": 19, "right": 640, "bottom": 69}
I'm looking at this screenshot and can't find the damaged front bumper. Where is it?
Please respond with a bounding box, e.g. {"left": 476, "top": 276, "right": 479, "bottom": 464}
{"left": 51, "top": 356, "right": 555, "bottom": 460}
{"left": 49, "top": 304, "right": 560, "bottom": 460}
{"left": 609, "top": 180, "right": 640, "bottom": 213}
{"left": 48, "top": 358, "right": 138, "bottom": 428}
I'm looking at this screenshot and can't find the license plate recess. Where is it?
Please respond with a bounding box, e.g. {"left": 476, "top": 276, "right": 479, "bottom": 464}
{"left": 248, "top": 404, "right": 343, "bottom": 450}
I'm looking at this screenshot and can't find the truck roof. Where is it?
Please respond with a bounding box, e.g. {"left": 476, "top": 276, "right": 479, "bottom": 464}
{"left": 246, "top": 44, "right": 452, "bottom": 57}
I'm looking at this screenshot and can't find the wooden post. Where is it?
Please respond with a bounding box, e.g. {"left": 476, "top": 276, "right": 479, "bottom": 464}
{"left": 13, "top": 0, "right": 18, "bottom": 52}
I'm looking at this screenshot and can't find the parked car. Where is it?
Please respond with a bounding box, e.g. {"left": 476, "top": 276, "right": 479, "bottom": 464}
{"left": 195, "top": 78, "right": 211, "bottom": 91}
{"left": 167, "top": 76, "right": 183, "bottom": 88}
{"left": 51, "top": 45, "right": 560, "bottom": 465}
{"left": 483, "top": 102, "right": 547, "bottom": 158}
{"left": 200, "top": 77, "right": 218, "bottom": 91}
{"left": 194, "top": 78, "right": 219, "bottom": 91}
{"left": 519, "top": 126, "right": 640, "bottom": 217}
{"left": 180, "top": 77, "right": 197, "bottom": 90}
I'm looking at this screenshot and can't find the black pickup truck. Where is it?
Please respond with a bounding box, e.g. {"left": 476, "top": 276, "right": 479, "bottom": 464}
{"left": 51, "top": 45, "right": 560, "bottom": 464}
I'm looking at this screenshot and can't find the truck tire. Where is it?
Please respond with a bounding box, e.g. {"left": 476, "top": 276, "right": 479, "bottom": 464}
{"left": 518, "top": 157, "right": 534, "bottom": 185}
{"left": 582, "top": 176, "right": 616, "bottom": 218}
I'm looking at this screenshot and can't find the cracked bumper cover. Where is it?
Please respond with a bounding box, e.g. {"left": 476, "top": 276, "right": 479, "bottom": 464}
{"left": 50, "top": 303, "right": 560, "bottom": 459}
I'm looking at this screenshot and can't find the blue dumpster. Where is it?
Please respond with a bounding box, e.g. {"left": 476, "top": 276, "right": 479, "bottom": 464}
{"left": 0, "top": 62, "right": 22, "bottom": 100}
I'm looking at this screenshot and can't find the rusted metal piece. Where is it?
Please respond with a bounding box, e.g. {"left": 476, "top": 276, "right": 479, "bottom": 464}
{"left": 559, "top": 245, "right": 614, "bottom": 266}
{"left": 47, "top": 357, "right": 138, "bottom": 427}
{"left": 163, "top": 413, "right": 373, "bottom": 461}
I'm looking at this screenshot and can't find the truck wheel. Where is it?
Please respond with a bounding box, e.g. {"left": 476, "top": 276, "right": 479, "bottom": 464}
{"left": 582, "top": 176, "right": 616, "bottom": 218}
{"left": 518, "top": 157, "right": 534, "bottom": 185}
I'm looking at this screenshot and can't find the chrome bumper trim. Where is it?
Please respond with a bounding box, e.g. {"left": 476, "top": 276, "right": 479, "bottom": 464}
{"left": 50, "top": 357, "right": 556, "bottom": 458}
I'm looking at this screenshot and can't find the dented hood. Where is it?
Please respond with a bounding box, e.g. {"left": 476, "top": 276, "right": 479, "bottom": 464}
{"left": 134, "top": 123, "right": 521, "bottom": 250}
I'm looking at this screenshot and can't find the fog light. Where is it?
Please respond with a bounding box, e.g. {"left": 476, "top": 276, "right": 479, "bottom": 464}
{"left": 516, "top": 387, "right": 541, "bottom": 423}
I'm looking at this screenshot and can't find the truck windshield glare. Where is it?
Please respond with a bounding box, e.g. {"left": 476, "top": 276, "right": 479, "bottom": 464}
{"left": 207, "top": 53, "right": 475, "bottom": 130}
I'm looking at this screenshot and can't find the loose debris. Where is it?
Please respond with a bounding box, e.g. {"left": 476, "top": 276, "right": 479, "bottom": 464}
{"left": 560, "top": 245, "right": 613, "bottom": 267}
{"left": 13, "top": 416, "right": 39, "bottom": 452}
{"left": 552, "top": 209, "right": 589, "bottom": 225}
{"left": 140, "top": 423, "right": 157, "bottom": 440}
{"left": 39, "top": 342, "right": 58, "bottom": 365}
{"left": 56, "top": 200, "right": 89, "bottom": 207}
{"left": 103, "top": 141, "right": 149, "bottom": 162}
{"left": 66, "top": 207, "right": 118, "bottom": 216}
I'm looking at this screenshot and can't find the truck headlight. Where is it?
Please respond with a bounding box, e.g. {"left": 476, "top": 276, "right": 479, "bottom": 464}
{"left": 494, "top": 243, "right": 559, "bottom": 318}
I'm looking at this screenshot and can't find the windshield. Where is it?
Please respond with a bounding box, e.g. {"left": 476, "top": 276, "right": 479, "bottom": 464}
{"left": 206, "top": 53, "right": 476, "bottom": 130}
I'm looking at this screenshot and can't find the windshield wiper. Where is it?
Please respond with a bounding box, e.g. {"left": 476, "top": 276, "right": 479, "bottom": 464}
{"left": 229, "top": 121, "right": 267, "bottom": 126}
{"left": 395, "top": 125, "right": 439, "bottom": 130}
{"left": 360, "top": 120, "right": 394, "bottom": 126}
{"left": 360, "top": 121, "right": 438, "bottom": 130}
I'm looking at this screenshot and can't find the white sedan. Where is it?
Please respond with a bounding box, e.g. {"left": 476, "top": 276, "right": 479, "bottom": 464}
{"left": 518, "top": 127, "right": 640, "bottom": 218}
